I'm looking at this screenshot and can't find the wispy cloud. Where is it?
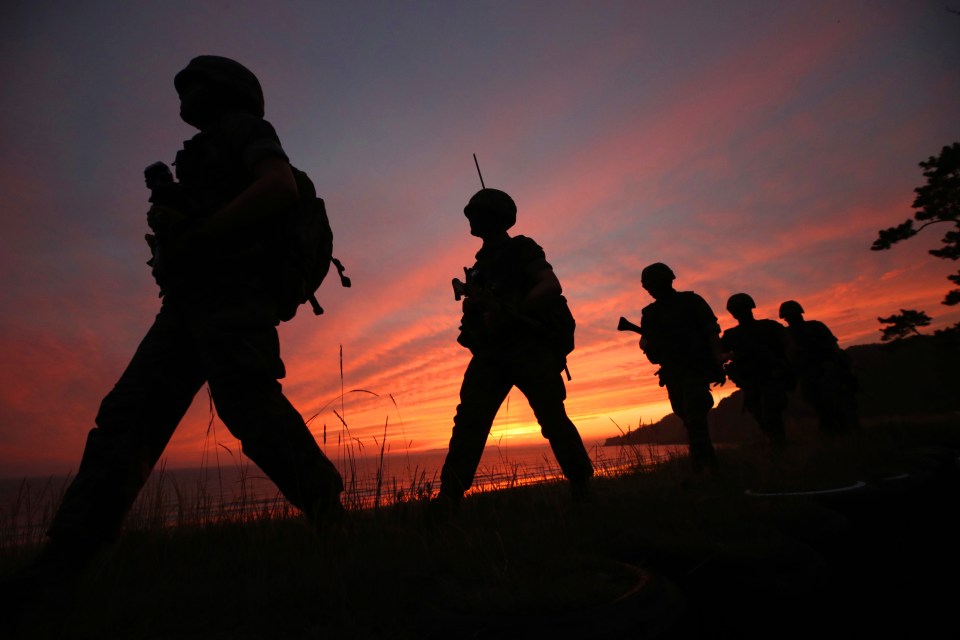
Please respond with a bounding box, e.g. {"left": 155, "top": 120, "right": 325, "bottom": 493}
{"left": 1, "top": 2, "right": 957, "bottom": 476}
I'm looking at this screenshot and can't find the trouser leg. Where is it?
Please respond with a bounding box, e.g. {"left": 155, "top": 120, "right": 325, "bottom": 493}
{"left": 212, "top": 379, "right": 342, "bottom": 518}
{"left": 515, "top": 361, "right": 593, "bottom": 483}
{"left": 439, "top": 357, "right": 512, "bottom": 498}
{"left": 668, "top": 376, "right": 717, "bottom": 471}
{"left": 820, "top": 367, "right": 860, "bottom": 433}
{"left": 49, "top": 312, "right": 205, "bottom": 544}
{"left": 812, "top": 375, "right": 845, "bottom": 433}
{"left": 761, "top": 386, "right": 788, "bottom": 446}
{"left": 801, "top": 374, "right": 840, "bottom": 433}
{"left": 745, "top": 386, "right": 787, "bottom": 446}
{"left": 684, "top": 416, "right": 717, "bottom": 470}
{"left": 204, "top": 325, "right": 342, "bottom": 520}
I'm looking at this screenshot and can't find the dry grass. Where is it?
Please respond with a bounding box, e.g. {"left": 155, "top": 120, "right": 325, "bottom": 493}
{"left": 2, "top": 418, "right": 959, "bottom": 639}
{"left": 4, "top": 345, "right": 959, "bottom": 639}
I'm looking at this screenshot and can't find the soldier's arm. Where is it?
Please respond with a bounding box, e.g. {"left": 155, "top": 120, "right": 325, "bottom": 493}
{"left": 819, "top": 322, "right": 844, "bottom": 354}
{"left": 637, "top": 308, "right": 659, "bottom": 359}
{"left": 693, "top": 294, "right": 724, "bottom": 366}
{"left": 519, "top": 266, "right": 562, "bottom": 313}
{"left": 198, "top": 156, "right": 299, "bottom": 239}
{"left": 708, "top": 332, "right": 724, "bottom": 366}
{"left": 719, "top": 330, "right": 734, "bottom": 363}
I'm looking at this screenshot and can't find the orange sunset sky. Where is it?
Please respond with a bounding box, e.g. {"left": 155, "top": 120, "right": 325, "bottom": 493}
{"left": 1, "top": 2, "right": 958, "bottom": 478}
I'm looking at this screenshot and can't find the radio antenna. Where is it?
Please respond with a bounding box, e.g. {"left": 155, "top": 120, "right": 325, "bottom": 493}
{"left": 473, "top": 153, "right": 486, "bottom": 189}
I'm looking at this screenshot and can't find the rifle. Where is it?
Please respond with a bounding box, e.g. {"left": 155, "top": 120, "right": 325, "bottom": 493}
{"left": 143, "top": 161, "right": 184, "bottom": 292}
{"left": 452, "top": 267, "right": 471, "bottom": 302}
{"left": 617, "top": 316, "right": 642, "bottom": 335}
{"left": 619, "top": 315, "right": 658, "bottom": 366}
{"left": 453, "top": 266, "right": 573, "bottom": 380}
{"left": 452, "top": 266, "right": 518, "bottom": 316}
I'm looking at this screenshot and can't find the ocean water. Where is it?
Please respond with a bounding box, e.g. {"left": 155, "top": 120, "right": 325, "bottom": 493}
{"left": 0, "top": 442, "right": 683, "bottom": 546}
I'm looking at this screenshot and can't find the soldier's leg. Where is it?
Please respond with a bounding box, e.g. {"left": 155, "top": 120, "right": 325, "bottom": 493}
{"left": 514, "top": 358, "right": 593, "bottom": 485}
{"left": 49, "top": 311, "right": 205, "bottom": 546}
{"left": 813, "top": 373, "right": 846, "bottom": 433}
{"left": 439, "top": 356, "right": 512, "bottom": 499}
{"left": 800, "top": 374, "right": 837, "bottom": 433}
{"left": 204, "top": 325, "right": 343, "bottom": 522}
{"left": 840, "top": 378, "right": 861, "bottom": 431}
{"left": 742, "top": 387, "right": 764, "bottom": 429}
{"left": 821, "top": 366, "right": 860, "bottom": 433}
{"left": 744, "top": 385, "right": 786, "bottom": 446}
{"left": 760, "top": 385, "right": 788, "bottom": 447}
{"left": 669, "top": 376, "right": 717, "bottom": 471}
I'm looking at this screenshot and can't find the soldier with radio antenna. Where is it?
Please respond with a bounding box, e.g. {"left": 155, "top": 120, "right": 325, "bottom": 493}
{"left": 432, "top": 157, "right": 594, "bottom": 517}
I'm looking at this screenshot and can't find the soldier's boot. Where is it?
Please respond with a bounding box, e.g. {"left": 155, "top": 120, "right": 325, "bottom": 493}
{"left": 569, "top": 475, "right": 595, "bottom": 504}
{"left": 304, "top": 474, "right": 346, "bottom": 529}
{"left": 426, "top": 488, "right": 462, "bottom": 524}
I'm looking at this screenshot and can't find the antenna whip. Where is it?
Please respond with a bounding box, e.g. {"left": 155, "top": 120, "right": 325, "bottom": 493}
{"left": 473, "top": 153, "right": 486, "bottom": 189}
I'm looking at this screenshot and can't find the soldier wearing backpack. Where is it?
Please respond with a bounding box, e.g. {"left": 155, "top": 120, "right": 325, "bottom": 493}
{"left": 636, "top": 263, "right": 725, "bottom": 473}
{"left": 721, "top": 293, "right": 795, "bottom": 448}
{"left": 778, "top": 300, "right": 860, "bottom": 433}
{"left": 433, "top": 188, "right": 594, "bottom": 514}
{"left": 32, "top": 56, "right": 344, "bottom": 587}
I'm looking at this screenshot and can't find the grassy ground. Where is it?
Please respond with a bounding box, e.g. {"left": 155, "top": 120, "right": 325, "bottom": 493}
{"left": 3, "top": 419, "right": 959, "bottom": 639}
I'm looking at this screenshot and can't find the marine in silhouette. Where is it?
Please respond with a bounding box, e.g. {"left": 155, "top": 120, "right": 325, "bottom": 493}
{"left": 28, "top": 56, "right": 345, "bottom": 588}
{"left": 637, "top": 263, "right": 725, "bottom": 471}
{"left": 434, "top": 188, "right": 594, "bottom": 512}
{"left": 778, "top": 300, "right": 860, "bottom": 433}
{"left": 721, "top": 293, "right": 795, "bottom": 447}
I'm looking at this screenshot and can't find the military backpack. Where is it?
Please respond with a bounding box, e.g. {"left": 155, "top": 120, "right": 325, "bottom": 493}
{"left": 268, "top": 167, "right": 349, "bottom": 321}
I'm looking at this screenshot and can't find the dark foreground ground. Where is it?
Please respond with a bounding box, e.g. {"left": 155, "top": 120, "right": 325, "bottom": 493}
{"left": 669, "top": 445, "right": 960, "bottom": 639}
{"left": 424, "top": 435, "right": 960, "bottom": 640}
{"left": 2, "top": 422, "right": 959, "bottom": 639}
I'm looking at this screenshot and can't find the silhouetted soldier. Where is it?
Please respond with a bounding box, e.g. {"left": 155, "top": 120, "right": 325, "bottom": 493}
{"left": 23, "top": 56, "right": 344, "bottom": 591}
{"left": 433, "top": 188, "right": 594, "bottom": 513}
{"left": 721, "top": 293, "right": 795, "bottom": 448}
{"left": 637, "top": 263, "right": 725, "bottom": 472}
{"left": 778, "top": 300, "right": 860, "bottom": 433}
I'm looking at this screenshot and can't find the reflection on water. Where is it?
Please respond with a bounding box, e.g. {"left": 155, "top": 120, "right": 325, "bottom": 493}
{"left": 0, "top": 443, "right": 684, "bottom": 547}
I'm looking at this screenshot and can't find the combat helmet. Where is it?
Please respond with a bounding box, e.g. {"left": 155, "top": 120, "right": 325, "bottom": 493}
{"left": 640, "top": 263, "right": 676, "bottom": 287}
{"left": 464, "top": 188, "right": 517, "bottom": 233}
{"left": 778, "top": 300, "right": 804, "bottom": 319}
{"left": 726, "top": 293, "right": 756, "bottom": 314}
{"left": 174, "top": 55, "right": 265, "bottom": 119}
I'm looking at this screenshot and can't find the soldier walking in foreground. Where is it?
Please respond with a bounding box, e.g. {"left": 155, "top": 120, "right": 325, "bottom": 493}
{"left": 635, "top": 263, "right": 725, "bottom": 472}
{"left": 433, "top": 188, "right": 594, "bottom": 513}
{"left": 22, "top": 56, "right": 344, "bottom": 591}
{"left": 721, "top": 293, "right": 795, "bottom": 448}
{"left": 778, "top": 300, "right": 860, "bottom": 433}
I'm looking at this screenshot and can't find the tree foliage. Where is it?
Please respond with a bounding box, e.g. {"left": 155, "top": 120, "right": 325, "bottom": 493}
{"left": 877, "top": 309, "right": 932, "bottom": 342}
{"left": 872, "top": 142, "right": 960, "bottom": 307}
